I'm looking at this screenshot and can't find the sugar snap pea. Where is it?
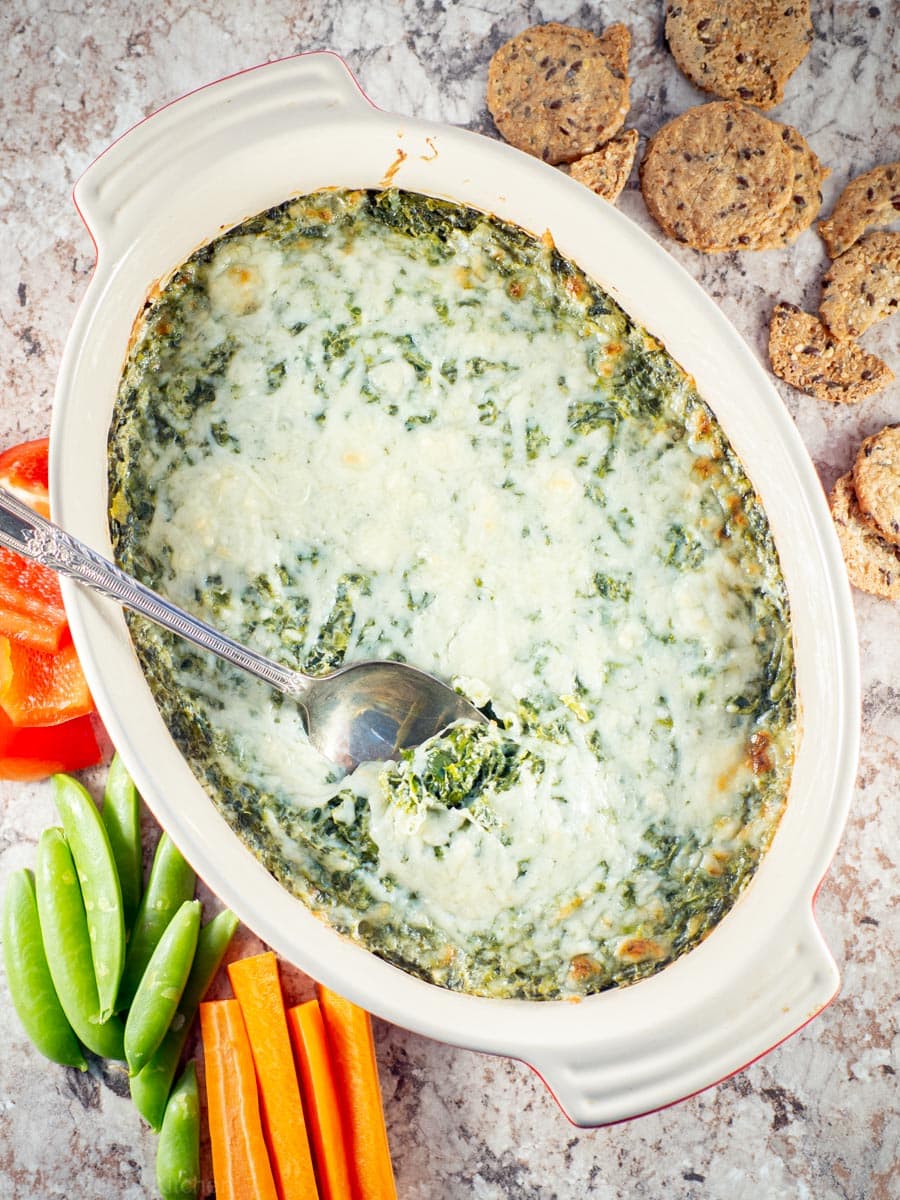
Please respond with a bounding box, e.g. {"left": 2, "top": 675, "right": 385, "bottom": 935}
{"left": 131, "top": 907, "right": 238, "bottom": 1130}
{"left": 34, "top": 828, "right": 126, "bottom": 1060}
{"left": 156, "top": 1060, "right": 201, "bottom": 1199}
{"left": 117, "top": 832, "right": 195, "bottom": 1012}
{"left": 53, "top": 773, "right": 125, "bottom": 1021}
{"left": 125, "top": 898, "right": 201, "bottom": 1075}
{"left": 102, "top": 753, "right": 143, "bottom": 934}
{"left": 3, "top": 868, "right": 87, "bottom": 1071}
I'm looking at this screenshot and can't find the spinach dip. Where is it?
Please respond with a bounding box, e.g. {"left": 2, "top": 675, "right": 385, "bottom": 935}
{"left": 109, "top": 189, "right": 796, "bottom": 1000}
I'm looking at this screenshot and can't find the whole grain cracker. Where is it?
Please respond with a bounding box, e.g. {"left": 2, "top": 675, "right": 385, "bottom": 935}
{"left": 819, "top": 230, "right": 900, "bottom": 339}
{"left": 487, "top": 23, "right": 631, "bottom": 165}
{"left": 748, "top": 123, "right": 828, "bottom": 248}
{"left": 768, "top": 302, "right": 893, "bottom": 403}
{"left": 819, "top": 161, "right": 900, "bottom": 258}
{"left": 665, "top": 0, "right": 813, "bottom": 110}
{"left": 640, "top": 102, "right": 793, "bottom": 251}
{"left": 829, "top": 471, "right": 900, "bottom": 600}
{"left": 568, "top": 129, "right": 639, "bottom": 202}
{"left": 853, "top": 425, "right": 900, "bottom": 547}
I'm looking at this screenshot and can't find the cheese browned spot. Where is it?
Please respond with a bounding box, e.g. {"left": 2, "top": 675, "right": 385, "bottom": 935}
{"left": 748, "top": 730, "right": 773, "bottom": 775}
{"left": 616, "top": 937, "right": 666, "bottom": 964}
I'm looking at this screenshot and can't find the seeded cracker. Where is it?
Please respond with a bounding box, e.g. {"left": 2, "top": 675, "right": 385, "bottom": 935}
{"left": 819, "top": 162, "right": 900, "bottom": 258}
{"left": 853, "top": 425, "right": 900, "bottom": 548}
{"left": 754, "top": 123, "right": 828, "bottom": 248}
{"left": 640, "top": 102, "right": 793, "bottom": 252}
{"left": 487, "top": 23, "right": 631, "bottom": 165}
{"left": 768, "top": 303, "right": 893, "bottom": 403}
{"left": 819, "top": 230, "right": 900, "bottom": 339}
{"left": 568, "top": 129, "right": 639, "bottom": 202}
{"left": 740, "top": 123, "right": 827, "bottom": 250}
{"left": 665, "top": 0, "right": 813, "bottom": 110}
{"left": 829, "top": 472, "right": 900, "bottom": 600}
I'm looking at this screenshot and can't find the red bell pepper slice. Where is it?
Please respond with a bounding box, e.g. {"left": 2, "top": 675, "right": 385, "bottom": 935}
{"left": 0, "top": 708, "right": 101, "bottom": 780}
{"left": 0, "top": 437, "right": 102, "bottom": 772}
{"left": 0, "top": 437, "right": 67, "bottom": 652}
{"left": 0, "top": 547, "right": 69, "bottom": 653}
{"left": 0, "top": 437, "right": 51, "bottom": 518}
{"left": 0, "top": 636, "right": 93, "bottom": 728}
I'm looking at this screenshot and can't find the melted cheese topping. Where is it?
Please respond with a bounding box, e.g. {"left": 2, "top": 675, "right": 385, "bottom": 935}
{"left": 110, "top": 190, "right": 795, "bottom": 999}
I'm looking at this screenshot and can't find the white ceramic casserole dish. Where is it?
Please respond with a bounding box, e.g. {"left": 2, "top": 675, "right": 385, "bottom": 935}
{"left": 51, "top": 53, "right": 859, "bottom": 1127}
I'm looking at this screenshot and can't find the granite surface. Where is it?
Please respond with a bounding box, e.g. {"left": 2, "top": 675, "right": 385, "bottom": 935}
{"left": 0, "top": 2, "right": 898, "bottom": 1197}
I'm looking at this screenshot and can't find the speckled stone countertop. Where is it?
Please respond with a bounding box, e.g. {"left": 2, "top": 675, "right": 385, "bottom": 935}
{"left": 1, "top": 3, "right": 897, "bottom": 1197}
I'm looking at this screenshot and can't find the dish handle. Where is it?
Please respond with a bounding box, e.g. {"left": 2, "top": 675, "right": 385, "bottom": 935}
{"left": 73, "top": 52, "right": 373, "bottom": 259}
{"left": 525, "top": 907, "right": 840, "bottom": 1128}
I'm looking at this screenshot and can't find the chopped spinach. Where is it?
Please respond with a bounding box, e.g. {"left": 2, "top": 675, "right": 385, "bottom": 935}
{"left": 109, "top": 186, "right": 796, "bottom": 1003}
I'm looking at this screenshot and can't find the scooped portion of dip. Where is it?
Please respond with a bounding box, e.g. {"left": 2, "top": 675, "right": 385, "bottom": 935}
{"left": 109, "top": 189, "right": 795, "bottom": 999}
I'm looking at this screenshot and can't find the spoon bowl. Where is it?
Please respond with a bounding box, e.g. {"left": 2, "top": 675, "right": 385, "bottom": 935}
{"left": 0, "top": 487, "right": 485, "bottom": 771}
{"left": 300, "top": 658, "right": 484, "bottom": 770}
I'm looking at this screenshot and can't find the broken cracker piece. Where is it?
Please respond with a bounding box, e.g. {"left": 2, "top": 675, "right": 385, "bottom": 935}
{"left": 768, "top": 302, "right": 892, "bottom": 403}
{"left": 749, "top": 122, "right": 828, "bottom": 249}
{"left": 819, "top": 161, "right": 900, "bottom": 258}
{"left": 568, "top": 129, "right": 639, "bottom": 202}
{"left": 819, "top": 230, "right": 900, "bottom": 339}
{"left": 853, "top": 425, "right": 900, "bottom": 548}
{"left": 829, "top": 471, "right": 900, "bottom": 600}
{"left": 665, "top": 0, "right": 813, "bottom": 111}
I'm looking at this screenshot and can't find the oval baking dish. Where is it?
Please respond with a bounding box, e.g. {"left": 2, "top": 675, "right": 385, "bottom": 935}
{"left": 52, "top": 52, "right": 859, "bottom": 1127}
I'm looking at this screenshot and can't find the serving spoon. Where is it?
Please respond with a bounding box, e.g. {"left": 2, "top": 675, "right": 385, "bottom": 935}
{"left": 0, "top": 489, "right": 485, "bottom": 772}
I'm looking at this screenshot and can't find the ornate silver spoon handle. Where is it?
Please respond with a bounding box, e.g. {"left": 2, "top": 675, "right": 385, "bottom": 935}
{"left": 0, "top": 487, "right": 307, "bottom": 700}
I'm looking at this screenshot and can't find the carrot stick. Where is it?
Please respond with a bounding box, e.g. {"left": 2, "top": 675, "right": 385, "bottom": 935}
{"left": 287, "top": 1000, "right": 353, "bottom": 1200}
{"left": 228, "top": 952, "right": 319, "bottom": 1200}
{"left": 199, "top": 999, "right": 278, "bottom": 1200}
{"left": 317, "top": 986, "right": 397, "bottom": 1200}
